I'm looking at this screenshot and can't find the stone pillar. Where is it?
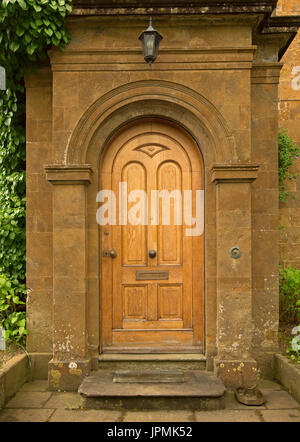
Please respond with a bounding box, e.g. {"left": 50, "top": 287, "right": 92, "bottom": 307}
{"left": 251, "top": 63, "right": 283, "bottom": 376}
{"left": 212, "top": 164, "right": 259, "bottom": 388}
{"left": 25, "top": 68, "right": 54, "bottom": 356}
{"left": 45, "top": 165, "right": 92, "bottom": 391}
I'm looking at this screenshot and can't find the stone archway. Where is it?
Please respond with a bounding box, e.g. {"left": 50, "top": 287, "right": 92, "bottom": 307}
{"left": 64, "top": 80, "right": 236, "bottom": 166}
{"left": 45, "top": 81, "right": 259, "bottom": 390}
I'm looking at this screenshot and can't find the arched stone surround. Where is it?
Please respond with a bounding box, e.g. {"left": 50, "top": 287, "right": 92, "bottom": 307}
{"left": 45, "top": 80, "right": 259, "bottom": 390}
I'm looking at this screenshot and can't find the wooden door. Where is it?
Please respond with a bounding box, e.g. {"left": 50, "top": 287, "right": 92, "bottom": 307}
{"left": 100, "top": 119, "right": 204, "bottom": 353}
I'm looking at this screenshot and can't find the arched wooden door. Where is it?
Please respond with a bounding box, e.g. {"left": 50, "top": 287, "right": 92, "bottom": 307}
{"left": 100, "top": 119, "right": 204, "bottom": 353}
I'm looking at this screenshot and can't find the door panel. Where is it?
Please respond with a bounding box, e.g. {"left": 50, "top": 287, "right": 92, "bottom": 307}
{"left": 100, "top": 119, "right": 204, "bottom": 352}
{"left": 122, "top": 162, "right": 147, "bottom": 266}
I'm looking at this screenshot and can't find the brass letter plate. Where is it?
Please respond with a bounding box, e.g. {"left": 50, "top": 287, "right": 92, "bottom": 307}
{"left": 136, "top": 270, "right": 169, "bottom": 280}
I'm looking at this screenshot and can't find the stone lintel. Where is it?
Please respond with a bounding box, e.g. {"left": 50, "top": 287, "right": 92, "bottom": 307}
{"left": 48, "top": 359, "right": 91, "bottom": 391}
{"left": 211, "top": 163, "right": 259, "bottom": 184}
{"left": 45, "top": 165, "right": 93, "bottom": 185}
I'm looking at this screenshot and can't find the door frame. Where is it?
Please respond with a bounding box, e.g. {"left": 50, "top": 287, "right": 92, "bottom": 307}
{"left": 98, "top": 117, "right": 205, "bottom": 354}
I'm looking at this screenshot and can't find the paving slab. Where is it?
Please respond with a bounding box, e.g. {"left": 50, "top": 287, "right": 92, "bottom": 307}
{"left": 195, "top": 410, "right": 261, "bottom": 422}
{"left": 19, "top": 380, "right": 49, "bottom": 392}
{"left": 0, "top": 408, "right": 54, "bottom": 422}
{"left": 225, "top": 391, "right": 266, "bottom": 410}
{"left": 264, "top": 390, "right": 300, "bottom": 409}
{"left": 258, "top": 379, "right": 283, "bottom": 391}
{"left": 123, "top": 410, "right": 194, "bottom": 422}
{"left": 5, "top": 391, "right": 52, "bottom": 408}
{"left": 49, "top": 409, "right": 123, "bottom": 422}
{"left": 261, "top": 409, "right": 300, "bottom": 422}
{"left": 44, "top": 392, "right": 84, "bottom": 409}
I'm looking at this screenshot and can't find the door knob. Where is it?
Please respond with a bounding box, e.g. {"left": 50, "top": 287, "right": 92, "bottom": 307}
{"left": 103, "top": 248, "right": 117, "bottom": 258}
{"left": 149, "top": 250, "right": 156, "bottom": 258}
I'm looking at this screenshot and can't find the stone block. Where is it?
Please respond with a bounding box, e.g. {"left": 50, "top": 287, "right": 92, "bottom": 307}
{"left": 48, "top": 359, "right": 91, "bottom": 392}
{"left": 214, "top": 359, "right": 258, "bottom": 389}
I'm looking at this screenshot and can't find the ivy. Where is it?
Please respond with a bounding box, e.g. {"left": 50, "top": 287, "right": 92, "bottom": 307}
{"left": 278, "top": 128, "right": 300, "bottom": 202}
{"left": 0, "top": 0, "right": 71, "bottom": 343}
{"left": 279, "top": 264, "right": 300, "bottom": 324}
{"left": 0, "top": 273, "right": 27, "bottom": 342}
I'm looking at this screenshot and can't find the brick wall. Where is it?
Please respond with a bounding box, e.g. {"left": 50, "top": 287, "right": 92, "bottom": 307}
{"left": 277, "top": 0, "right": 300, "bottom": 268}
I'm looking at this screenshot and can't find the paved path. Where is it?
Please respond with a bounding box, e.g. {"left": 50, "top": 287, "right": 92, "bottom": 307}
{"left": 0, "top": 379, "right": 299, "bottom": 422}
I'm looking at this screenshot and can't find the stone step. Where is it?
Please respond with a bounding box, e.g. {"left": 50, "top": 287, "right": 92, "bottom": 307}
{"left": 79, "top": 370, "right": 226, "bottom": 410}
{"left": 98, "top": 353, "right": 207, "bottom": 371}
{"left": 113, "top": 369, "right": 185, "bottom": 383}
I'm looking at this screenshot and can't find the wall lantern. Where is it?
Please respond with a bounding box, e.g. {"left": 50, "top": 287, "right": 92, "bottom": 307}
{"left": 139, "top": 17, "right": 163, "bottom": 67}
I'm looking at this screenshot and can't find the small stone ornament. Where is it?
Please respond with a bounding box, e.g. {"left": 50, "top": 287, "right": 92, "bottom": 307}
{"left": 234, "top": 368, "right": 266, "bottom": 406}
{"left": 0, "top": 327, "right": 6, "bottom": 351}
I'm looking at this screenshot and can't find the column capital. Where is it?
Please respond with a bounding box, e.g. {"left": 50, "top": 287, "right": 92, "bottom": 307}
{"left": 45, "top": 164, "right": 93, "bottom": 185}
{"left": 251, "top": 62, "right": 283, "bottom": 85}
{"left": 211, "top": 163, "right": 259, "bottom": 184}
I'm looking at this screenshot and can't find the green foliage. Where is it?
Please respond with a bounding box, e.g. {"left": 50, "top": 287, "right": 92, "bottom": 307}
{"left": 0, "top": 0, "right": 71, "bottom": 90}
{"left": 0, "top": 0, "right": 71, "bottom": 343}
{"left": 279, "top": 264, "right": 300, "bottom": 324}
{"left": 278, "top": 128, "right": 300, "bottom": 202}
{"left": 0, "top": 273, "right": 27, "bottom": 342}
{"left": 286, "top": 322, "right": 300, "bottom": 364}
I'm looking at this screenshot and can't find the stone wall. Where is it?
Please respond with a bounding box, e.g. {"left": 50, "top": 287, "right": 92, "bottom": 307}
{"left": 277, "top": 0, "right": 300, "bottom": 269}
{"left": 24, "top": 2, "right": 296, "bottom": 388}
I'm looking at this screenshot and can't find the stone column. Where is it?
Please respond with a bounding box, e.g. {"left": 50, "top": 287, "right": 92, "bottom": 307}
{"left": 212, "top": 164, "right": 259, "bottom": 388}
{"left": 45, "top": 165, "right": 92, "bottom": 391}
{"left": 251, "top": 63, "right": 282, "bottom": 376}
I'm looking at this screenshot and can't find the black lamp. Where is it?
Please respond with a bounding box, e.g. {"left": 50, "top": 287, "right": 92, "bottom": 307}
{"left": 139, "top": 17, "right": 163, "bottom": 67}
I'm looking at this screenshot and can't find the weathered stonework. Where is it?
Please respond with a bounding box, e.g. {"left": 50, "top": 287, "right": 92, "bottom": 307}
{"left": 25, "top": 1, "right": 299, "bottom": 390}
{"left": 277, "top": 0, "right": 300, "bottom": 269}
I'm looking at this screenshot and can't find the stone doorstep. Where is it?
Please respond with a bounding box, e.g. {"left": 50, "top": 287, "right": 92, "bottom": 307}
{"left": 78, "top": 370, "right": 226, "bottom": 410}
{"left": 113, "top": 369, "right": 185, "bottom": 383}
{"left": 98, "top": 353, "right": 207, "bottom": 371}
{"left": 98, "top": 354, "right": 206, "bottom": 361}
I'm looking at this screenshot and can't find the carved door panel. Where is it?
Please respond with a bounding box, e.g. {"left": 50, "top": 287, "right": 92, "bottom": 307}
{"left": 100, "top": 119, "right": 204, "bottom": 352}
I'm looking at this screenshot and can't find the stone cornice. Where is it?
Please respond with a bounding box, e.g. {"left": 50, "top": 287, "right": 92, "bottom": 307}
{"left": 259, "top": 16, "right": 300, "bottom": 60}
{"left": 71, "top": 0, "right": 277, "bottom": 15}
{"left": 211, "top": 164, "right": 259, "bottom": 184}
{"left": 45, "top": 165, "right": 93, "bottom": 185}
{"left": 48, "top": 46, "right": 256, "bottom": 72}
{"left": 261, "top": 16, "right": 300, "bottom": 34}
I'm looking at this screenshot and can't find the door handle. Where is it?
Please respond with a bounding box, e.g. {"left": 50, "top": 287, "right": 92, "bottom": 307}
{"left": 149, "top": 250, "right": 156, "bottom": 258}
{"left": 103, "top": 248, "right": 117, "bottom": 258}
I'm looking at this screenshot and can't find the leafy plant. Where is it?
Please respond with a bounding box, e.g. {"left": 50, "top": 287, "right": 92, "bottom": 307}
{"left": 286, "top": 322, "right": 300, "bottom": 364}
{"left": 279, "top": 264, "right": 300, "bottom": 323}
{"left": 0, "top": 0, "right": 71, "bottom": 344}
{"left": 0, "top": 273, "right": 27, "bottom": 342}
{"left": 278, "top": 128, "right": 300, "bottom": 202}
